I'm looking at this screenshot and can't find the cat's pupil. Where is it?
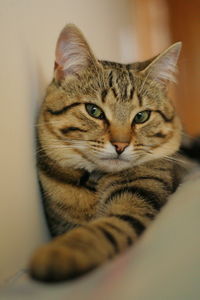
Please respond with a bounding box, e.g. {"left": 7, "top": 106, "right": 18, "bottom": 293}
{"left": 92, "top": 107, "right": 97, "bottom": 114}
{"left": 137, "top": 113, "right": 143, "bottom": 120}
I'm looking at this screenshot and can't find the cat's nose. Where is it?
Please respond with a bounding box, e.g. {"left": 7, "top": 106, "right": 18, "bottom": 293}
{"left": 112, "top": 142, "right": 129, "bottom": 155}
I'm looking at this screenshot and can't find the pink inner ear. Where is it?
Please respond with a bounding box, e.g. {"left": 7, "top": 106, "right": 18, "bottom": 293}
{"left": 54, "top": 62, "right": 58, "bottom": 70}
{"left": 142, "top": 42, "right": 182, "bottom": 85}
{"left": 55, "top": 36, "right": 69, "bottom": 67}
{"left": 54, "top": 61, "right": 64, "bottom": 81}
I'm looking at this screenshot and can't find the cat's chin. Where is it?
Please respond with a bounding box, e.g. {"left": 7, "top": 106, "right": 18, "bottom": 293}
{"left": 97, "top": 158, "right": 132, "bottom": 172}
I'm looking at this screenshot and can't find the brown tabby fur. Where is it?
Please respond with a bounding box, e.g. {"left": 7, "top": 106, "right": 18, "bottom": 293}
{"left": 29, "top": 24, "right": 191, "bottom": 282}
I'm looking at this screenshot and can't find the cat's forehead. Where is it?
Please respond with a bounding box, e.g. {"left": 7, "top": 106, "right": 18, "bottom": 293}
{"left": 96, "top": 61, "right": 141, "bottom": 106}
{"left": 62, "top": 61, "right": 140, "bottom": 103}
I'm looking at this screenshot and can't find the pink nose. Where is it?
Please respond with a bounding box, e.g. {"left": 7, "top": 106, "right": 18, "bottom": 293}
{"left": 112, "top": 142, "right": 129, "bottom": 155}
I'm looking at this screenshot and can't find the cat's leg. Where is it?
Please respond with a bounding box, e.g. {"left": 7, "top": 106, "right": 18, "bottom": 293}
{"left": 30, "top": 166, "right": 173, "bottom": 282}
{"left": 29, "top": 204, "right": 155, "bottom": 282}
{"left": 29, "top": 216, "right": 135, "bottom": 282}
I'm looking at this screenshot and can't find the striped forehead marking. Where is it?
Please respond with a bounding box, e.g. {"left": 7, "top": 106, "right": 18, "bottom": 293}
{"left": 104, "top": 68, "right": 135, "bottom": 102}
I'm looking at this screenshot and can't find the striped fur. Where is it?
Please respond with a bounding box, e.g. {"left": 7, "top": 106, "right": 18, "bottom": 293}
{"left": 30, "top": 24, "right": 192, "bottom": 282}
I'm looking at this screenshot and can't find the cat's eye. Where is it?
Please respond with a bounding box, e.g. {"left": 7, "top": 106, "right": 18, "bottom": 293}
{"left": 85, "top": 104, "right": 105, "bottom": 119}
{"left": 133, "top": 110, "right": 151, "bottom": 124}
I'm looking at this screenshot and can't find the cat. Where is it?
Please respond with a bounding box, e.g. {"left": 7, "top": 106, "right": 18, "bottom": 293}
{"left": 29, "top": 24, "right": 194, "bottom": 282}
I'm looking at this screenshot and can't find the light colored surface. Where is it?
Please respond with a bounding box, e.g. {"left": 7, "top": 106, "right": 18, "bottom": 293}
{"left": 1, "top": 169, "right": 200, "bottom": 299}
{"left": 0, "top": 0, "right": 135, "bottom": 282}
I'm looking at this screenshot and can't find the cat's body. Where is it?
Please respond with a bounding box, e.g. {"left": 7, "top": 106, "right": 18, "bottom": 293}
{"left": 30, "top": 24, "right": 195, "bottom": 282}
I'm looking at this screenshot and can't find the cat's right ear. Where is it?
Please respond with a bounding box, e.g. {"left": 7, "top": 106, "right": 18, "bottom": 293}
{"left": 140, "top": 42, "right": 182, "bottom": 86}
{"left": 54, "top": 24, "right": 97, "bottom": 81}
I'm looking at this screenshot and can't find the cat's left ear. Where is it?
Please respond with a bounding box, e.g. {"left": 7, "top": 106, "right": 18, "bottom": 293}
{"left": 141, "top": 42, "right": 182, "bottom": 86}
{"left": 54, "top": 24, "right": 98, "bottom": 81}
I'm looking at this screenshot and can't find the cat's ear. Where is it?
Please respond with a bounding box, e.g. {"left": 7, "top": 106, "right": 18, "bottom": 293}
{"left": 141, "top": 42, "right": 182, "bottom": 86}
{"left": 54, "top": 24, "right": 97, "bottom": 81}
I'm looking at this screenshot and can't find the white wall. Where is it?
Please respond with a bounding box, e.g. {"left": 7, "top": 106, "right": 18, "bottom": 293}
{"left": 0, "top": 0, "right": 135, "bottom": 282}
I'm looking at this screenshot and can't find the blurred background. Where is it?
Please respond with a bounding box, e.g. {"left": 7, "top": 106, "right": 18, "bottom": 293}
{"left": 133, "top": 0, "right": 200, "bottom": 136}
{"left": 0, "top": 0, "right": 199, "bottom": 283}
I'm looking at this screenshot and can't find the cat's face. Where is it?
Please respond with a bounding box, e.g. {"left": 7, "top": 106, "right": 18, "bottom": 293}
{"left": 38, "top": 25, "right": 182, "bottom": 173}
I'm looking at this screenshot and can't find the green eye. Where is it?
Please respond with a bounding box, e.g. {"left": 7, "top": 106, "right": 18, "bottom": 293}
{"left": 134, "top": 110, "right": 151, "bottom": 124}
{"left": 85, "top": 104, "right": 104, "bottom": 119}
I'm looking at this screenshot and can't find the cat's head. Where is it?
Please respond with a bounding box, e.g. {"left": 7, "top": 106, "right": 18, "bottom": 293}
{"left": 38, "top": 24, "right": 182, "bottom": 173}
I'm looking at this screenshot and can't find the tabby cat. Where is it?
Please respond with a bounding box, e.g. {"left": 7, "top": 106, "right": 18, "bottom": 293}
{"left": 30, "top": 24, "right": 192, "bottom": 282}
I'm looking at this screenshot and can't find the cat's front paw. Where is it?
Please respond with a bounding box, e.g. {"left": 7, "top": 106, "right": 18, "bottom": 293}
{"left": 29, "top": 243, "right": 95, "bottom": 282}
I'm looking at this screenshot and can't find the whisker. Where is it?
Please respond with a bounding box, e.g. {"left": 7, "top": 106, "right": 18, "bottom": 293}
{"left": 162, "top": 155, "right": 188, "bottom": 165}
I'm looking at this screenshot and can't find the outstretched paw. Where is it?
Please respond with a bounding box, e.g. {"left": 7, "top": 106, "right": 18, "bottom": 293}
{"left": 29, "top": 243, "right": 96, "bottom": 282}
{"left": 29, "top": 217, "right": 132, "bottom": 282}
